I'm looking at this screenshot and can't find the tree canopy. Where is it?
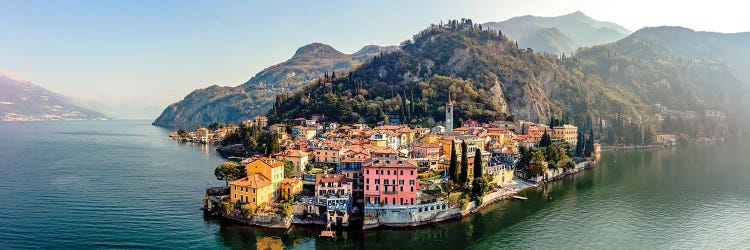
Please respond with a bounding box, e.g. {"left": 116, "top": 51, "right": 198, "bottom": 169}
{"left": 214, "top": 161, "right": 245, "bottom": 186}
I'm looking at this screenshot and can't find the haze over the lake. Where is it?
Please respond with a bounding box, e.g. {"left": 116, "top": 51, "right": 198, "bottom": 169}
{"left": 0, "top": 0, "right": 746, "bottom": 119}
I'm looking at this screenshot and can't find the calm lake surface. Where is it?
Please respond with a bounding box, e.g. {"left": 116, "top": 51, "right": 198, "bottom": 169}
{"left": 1, "top": 120, "right": 749, "bottom": 249}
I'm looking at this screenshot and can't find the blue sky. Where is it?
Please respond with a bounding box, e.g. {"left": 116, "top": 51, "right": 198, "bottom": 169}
{"left": 0, "top": 0, "right": 745, "bottom": 118}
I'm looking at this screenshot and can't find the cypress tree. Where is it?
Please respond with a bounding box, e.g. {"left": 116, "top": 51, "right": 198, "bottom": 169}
{"left": 539, "top": 131, "right": 552, "bottom": 147}
{"left": 449, "top": 141, "right": 458, "bottom": 183}
{"left": 549, "top": 118, "right": 555, "bottom": 129}
{"left": 473, "top": 148, "right": 483, "bottom": 179}
{"left": 576, "top": 130, "right": 586, "bottom": 157}
{"left": 585, "top": 129, "right": 595, "bottom": 157}
{"left": 460, "top": 140, "right": 469, "bottom": 184}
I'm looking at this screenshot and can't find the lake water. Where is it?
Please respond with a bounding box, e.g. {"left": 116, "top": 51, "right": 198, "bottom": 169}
{"left": 1, "top": 120, "right": 749, "bottom": 249}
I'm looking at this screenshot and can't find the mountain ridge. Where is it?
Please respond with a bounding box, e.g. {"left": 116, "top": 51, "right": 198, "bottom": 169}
{"left": 152, "top": 43, "right": 397, "bottom": 128}
{"left": 269, "top": 20, "right": 749, "bottom": 137}
{"left": 483, "top": 11, "right": 630, "bottom": 54}
{"left": 0, "top": 72, "right": 108, "bottom": 121}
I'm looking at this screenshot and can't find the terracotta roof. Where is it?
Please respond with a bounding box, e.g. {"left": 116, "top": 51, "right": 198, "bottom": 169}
{"left": 374, "top": 125, "right": 400, "bottom": 130}
{"left": 370, "top": 146, "right": 397, "bottom": 154}
{"left": 341, "top": 157, "right": 367, "bottom": 163}
{"left": 364, "top": 158, "right": 418, "bottom": 169}
{"left": 315, "top": 174, "right": 349, "bottom": 185}
{"left": 230, "top": 173, "right": 272, "bottom": 188}
{"left": 413, "top": 142, "right": 440, "bottom": 148}
{"left": 281, "top": 178, "right": 301, "bottom": 186}
{"left": 276, "top": 149, "right": 308, "bottom": 158}
{"left": 397, "top": 126, "right": 414, "bottom": 133}
{"left": 254, "top": 157, "right": 285, "bottom": 168}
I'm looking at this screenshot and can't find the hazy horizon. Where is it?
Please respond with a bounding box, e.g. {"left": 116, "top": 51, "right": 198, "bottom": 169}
{"left": 1, "top": 0, "right": 746, "bottom": 119}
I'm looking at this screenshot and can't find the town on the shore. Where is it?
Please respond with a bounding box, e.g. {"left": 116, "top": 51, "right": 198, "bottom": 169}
{"left": 176, "top": 93, "right": 706, "bottom": 232}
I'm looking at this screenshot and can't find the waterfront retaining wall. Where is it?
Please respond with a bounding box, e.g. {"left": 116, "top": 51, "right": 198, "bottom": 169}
{"left": 363, "top": 201, "right": 461, "bottom": 229}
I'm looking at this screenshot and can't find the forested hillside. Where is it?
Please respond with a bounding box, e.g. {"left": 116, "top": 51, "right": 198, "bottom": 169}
{"left": 152, "top": 43, "right": 396, "bottom": 128}
{"left": 271, "top": 20, "right": 749, "bottom": 137}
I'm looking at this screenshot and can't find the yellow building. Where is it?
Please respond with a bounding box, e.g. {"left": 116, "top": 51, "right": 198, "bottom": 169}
{"left": 280, "top": 178, "right": 303, "bottom": 201}
{"left": 398, "top": 126, "right": 416, "bottom": 148}
{"left": 440, "top": 135, "right": 485, "bottom": 159}
{"left": 245, "top": 157, "right": 285, "bottom": 198}
{"left": 552, "top": 125, "right": 578, "bottom": 145}
{"left": 275, "top": 149, "right": 309, "bottom": 177}
{"left": 229, "top": 173, "right": 273, "bottom": 208}
{"left": 421, "top": 134, "right": 439, "bottom": 143}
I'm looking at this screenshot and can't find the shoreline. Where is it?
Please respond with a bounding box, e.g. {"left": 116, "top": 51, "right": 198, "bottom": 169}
{"left": 213, "top": 160, "right": 596, "bottom": 231}
{"left": 360, "top": 161, "right": 594, "bottom": 230}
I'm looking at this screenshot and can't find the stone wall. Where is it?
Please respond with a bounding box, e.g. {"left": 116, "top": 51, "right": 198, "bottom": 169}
{"left": 363, "top": 201, "right": 461, "bottom": 229}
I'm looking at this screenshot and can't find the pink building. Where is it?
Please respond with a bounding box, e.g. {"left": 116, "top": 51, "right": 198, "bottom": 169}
{"left": 363, "top": 158, "right": 419, "bottom": 206}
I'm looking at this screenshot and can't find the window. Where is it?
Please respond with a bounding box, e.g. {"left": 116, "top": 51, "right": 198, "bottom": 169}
{"left": 400, "top": 198, "right": 403, "bottom": 204}
{"left": 253, "top": 198, "right": 256, "bottom": 203}
{"left": 392, "top": 198, "right": 396, "bottom": 204}
{"left": 411, "top": 186, "right": 414, "bottom": 192}
{"left": 410, "top": 180, "right": 415, "bottom": 185}
{"left": 400, "top": 186, "right": 403, "bottom": 192}
{"left": 366, "top": 179, "right": 369, "bottom": 184}
{"left": 253, "top": 188, "right": 256, "bottom": 193}
{"left": 400, "top": 170, "right": 403, "bottom": 175}
{"left": 376, "top": 185, "right": 379, "bottom": 191}
{"left": 399, "top": 180, "right": 404, "bottom": 185}
{"left": 234, "top": 194, "right": 236, "bottom": 199}
{"left": 411, "top": 198, "right": 414, "bottom": 205}
{"left": 387, "top": 170, "right": 390, "bottom": 175}
{"left": 366, "top": 169, "right": 369, "bottom": 174}
{"left": 411, "top": 170, "right": 414, "bottom": 175}
{"left": 384, "top": 179, "right": 389, "bottom": 185}
{"left": 366, "top": 185, "right": 369, "bottom": 191}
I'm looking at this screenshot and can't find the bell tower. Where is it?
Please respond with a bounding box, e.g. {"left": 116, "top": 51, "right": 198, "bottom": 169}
{"left": 446, "top": 91, "right": 453, "bottom": 132}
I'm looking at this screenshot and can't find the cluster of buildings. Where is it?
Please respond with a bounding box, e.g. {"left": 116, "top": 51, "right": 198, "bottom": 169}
{"left": 171, "top": 125, "right": 237, "bottom": 144}
{"left": 224, "top": 96, "right": 581, "bottom": 227}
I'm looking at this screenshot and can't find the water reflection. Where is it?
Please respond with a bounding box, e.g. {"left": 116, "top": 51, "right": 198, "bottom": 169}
{"left": 212, "top": 143, "right": 750, "bottom": 249}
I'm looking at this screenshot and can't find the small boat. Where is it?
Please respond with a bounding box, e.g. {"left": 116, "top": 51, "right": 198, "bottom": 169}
{"left": 319, "top": 230, "right": 335, "bottom": 238}
{"left": 512, "top": 195, "right": 528, "bottom": 200}
{"left": 319, "top": 223, "right": 335, "bottom": 239}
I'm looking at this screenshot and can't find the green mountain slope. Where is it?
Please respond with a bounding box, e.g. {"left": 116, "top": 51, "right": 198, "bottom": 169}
{"left": 272, "top": 20, "right": 619, "bottom": 126}
{"left": 152, "top": 43, "right": 396, "bottom": 128}
{"left": 271, "top": 20, "right": 749, "bottom": 135}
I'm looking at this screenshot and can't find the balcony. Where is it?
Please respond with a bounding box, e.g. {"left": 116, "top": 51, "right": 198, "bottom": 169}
{"left": 383, "top": 190, "right": 398, "bottom": 194}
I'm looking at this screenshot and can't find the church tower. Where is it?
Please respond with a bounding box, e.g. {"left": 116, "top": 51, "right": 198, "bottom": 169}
{"left": 446, "top": 91, "right": 453, "bottom": 132}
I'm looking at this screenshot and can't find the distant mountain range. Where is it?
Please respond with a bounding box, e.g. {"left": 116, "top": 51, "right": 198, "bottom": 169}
{"left": 153, "top": 12, "right": 750, "bottom": 134}
{"left": 270, "top": 21, "right": 749, "bottom": 136}
{"left": 483, "top": 11, "right": 631, "bottom": 54}
{"left": 152, "top": 43, "right": 397, "bottom": 128}
{"left": 625, "top": 26, "right": 750, "bottom": 84}
{"left": 0, "top": 72, "right": 107, "bottom": 121}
